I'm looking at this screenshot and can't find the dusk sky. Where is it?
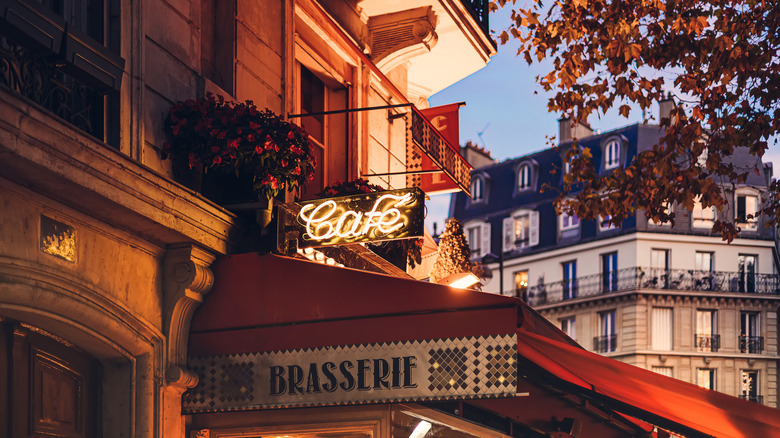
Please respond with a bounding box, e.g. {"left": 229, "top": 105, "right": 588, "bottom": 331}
{"left": 423, "top": 6, "right": 780, "bottom": 234}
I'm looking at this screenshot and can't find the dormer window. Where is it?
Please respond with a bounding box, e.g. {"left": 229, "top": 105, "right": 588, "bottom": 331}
{"left": 471, "top": 177, "right": 484, "bottom": 201}
{"left": 605, "top": 139, "right": 620, "bottom": 169}
{"left": 517, "top": 164, "right": 532, "bottom": 190}
{"left": 735, "top": 189, "right": 759, "bottom": 231}
{"left": 560, "top": 211, "right": 580, "bottom": 231}
{"left": 692, "top": 197, "right": 716, "bottom": 229}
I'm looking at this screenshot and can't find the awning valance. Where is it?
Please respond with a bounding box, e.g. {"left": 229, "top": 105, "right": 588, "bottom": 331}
{"left": 187, "top": 254, "right": 780, "bottom": 437}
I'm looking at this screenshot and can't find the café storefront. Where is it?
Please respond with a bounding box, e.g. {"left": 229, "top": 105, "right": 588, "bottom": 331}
{"left": 182, "top": 250, "right": 780, "bottom": 438}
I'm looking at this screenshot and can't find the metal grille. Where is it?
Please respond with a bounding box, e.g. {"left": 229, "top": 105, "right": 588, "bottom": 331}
{"left": 739, "top": 335, "right": 764, "bottom": 354}
{"left": 593, "top": 334, "right": 617, "bottom": 353}
{"left": 0, "top": 37, "right": 109, "bottom": 145}
{"left": 406, "top": 108, "right": 470, "bottom": 193}
{"left": 527, "top": 266, "right": 780, "bottom": 306}
{"left": 694, "top": 334, "right": 720, "bottom": 352}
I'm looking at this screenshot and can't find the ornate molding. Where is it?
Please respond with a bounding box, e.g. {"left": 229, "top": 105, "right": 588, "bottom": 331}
{"left": 163, "top": 244, "right": 215, "bottom": 389}
{"left": 369, "top": 7, "right": 438, "bottom": 72}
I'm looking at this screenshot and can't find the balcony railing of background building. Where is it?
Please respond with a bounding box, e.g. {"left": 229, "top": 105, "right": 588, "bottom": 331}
{"left": 527, "top": 267, "right": 780, "bottom": 306}
{"left": 739, "top": 335, "right": 764, "bottom": 354}
{"left": 695, "top": 334, "right": 720, "bottom": 352}
{"left": 461, "top": 0, "right": 489, "bottom": 37}
{"left": 739, "top": 395, "right": 764, "bottom": 404}
{"left": 593, "top": 334, "right": 617, "bottom": 353}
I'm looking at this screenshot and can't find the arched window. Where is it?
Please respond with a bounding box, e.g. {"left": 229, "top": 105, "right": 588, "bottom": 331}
{"left": 471, "top": 177, "right": 484, "bottom": 201}
{"left": 517, "top": 164, "right": 531, "bottom": 190}
{"left": 604, "top": 139, "right": 620, "bottom": 169}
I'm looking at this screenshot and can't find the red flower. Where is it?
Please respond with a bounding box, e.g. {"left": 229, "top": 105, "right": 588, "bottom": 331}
{"left": 249, "top": 121, "right": 259, "bottom": 130}
{"left": 307, "top": 172, "right": 314, "bottom": 181}
{"left": 293, "top": 166, "right": 301, "bottom": 175}
{"left": 227, "top": 138, "right": 240, "bottom": 149}
{"left": 255, "top": 145, "right": 263, "bottom": 154}
{"left": 246, "top": 133, "right": 255, "bottom": 142}
{"left": 261, "top": 174, "right": 278, "bottom": 190}
{"left": 360, "top": 185, "right": 370, "bottom": 192}
{"left": 287, "top": 131, "right": 295, "bottom": 140}
{"left": 212, "top": 155, "right": 222, "bottom": 164}
{"left": 281, "top": 159, "right": 288, "bottom": 168}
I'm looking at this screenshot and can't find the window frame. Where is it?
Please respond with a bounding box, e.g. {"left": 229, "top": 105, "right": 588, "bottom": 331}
{"left": 562, "top": 260, "right": 577, "bottom": 299}
{"left": 602, "top": 252, "right": 618, "bottom": 292}
{"left": 514, "top": 270, "right": 528, "bottom": 300}
{"left": 692, "top": 197, "right": 716, "bottom": 229}
{"left": 470, "top": 175, "right": 484, "bottom": 202}
{"left": 735, "top": 189, "right": 759, "bottom": 231}
{"left": 697, "top": 368, "right": 716, "bottom": 390}
{"left": 603, "top": 137, "right": 623, "bottom": 170}
{"left": 560, "top": 316, "right": 576, "bottom": 340}
{"left": 517, "top": 163, "right": 531, "bottom": 190}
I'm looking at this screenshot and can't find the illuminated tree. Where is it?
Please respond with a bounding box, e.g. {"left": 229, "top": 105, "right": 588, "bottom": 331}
{"left": 430, "top": 218, "right": 482, "bottom": 287}
{"left": 494, "top": 0, "right": 780, "bottom": 241}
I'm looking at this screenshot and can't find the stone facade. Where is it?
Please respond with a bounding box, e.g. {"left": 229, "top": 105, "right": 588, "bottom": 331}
{"left": 0, "top": 0, "right": 493, "bottom": 436}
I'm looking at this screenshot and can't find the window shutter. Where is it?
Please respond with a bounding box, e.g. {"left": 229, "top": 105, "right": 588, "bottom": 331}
{"left": 502, "top": 217, "right": 516, "bottom": 252}
{"left": 529, "top": 210, "right": 540, "bottom": 246}
{"left": 480, "top": 222, "right": 491, "bottom": 258}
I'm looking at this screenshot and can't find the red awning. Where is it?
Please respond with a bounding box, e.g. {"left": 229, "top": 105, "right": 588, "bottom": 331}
{"left": 189, "top": 254, "right": 780, "bottom": 437}
{"left": 512, "top": 329, "right": 780, "bottom": 438}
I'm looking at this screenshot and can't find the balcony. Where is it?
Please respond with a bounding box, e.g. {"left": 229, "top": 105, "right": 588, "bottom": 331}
{"left": 739, "top": 336, "right": 764, "bottom": 354}
{"left": 695, "top": 334, "right": 721, "bottom": 352}
{"left": 527, "top": 267, "right": 780, "bottom": 306}
{"left": 739, "top": 395, "right": 764, "bottom": 404}
{"left": 593, "top": 334, "right": 617, "bottom": 353}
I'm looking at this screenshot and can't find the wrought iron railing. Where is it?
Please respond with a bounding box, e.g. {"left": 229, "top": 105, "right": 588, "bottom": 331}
{"left": 0, "top": 37, "right": 109, "bottom": 145}
{"left": 739, "top": 336, "right": 764, "bottom": 354}
{"left": 695, "top": 334, "right": 720, "bottom": 352}
{"left": 460, "top": 0, "right": 489, "bottom": 37}
{"left": 527, "top": 266, "right": 780, "bottom": 306}
{"left": 593, "top": 334, "right": 617, "bottom": 353}
{"left": 739, "top": 394, "right": 763, "bottom": 404}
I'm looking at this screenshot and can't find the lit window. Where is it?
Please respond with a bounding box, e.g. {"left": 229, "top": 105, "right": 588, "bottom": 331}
{"left": 740, "top": 370, "right": 760, "bottom": 403}
{"left": 697, "top": 369, "right": 716, "bottom": 390}
{"left": 471, "top": 177, "right": 484, "bottom": 201}
{"left": 692, "top": 197, "right": 716, "bottom": 228}
{"left": 604, "top": 139, "right": 620, "bottom": 169}
{"left": 696, "top": 310, "right": 718, "bottom": 352}
{"left": 736, "top": 193, "right": 758, "bottom": 230}
{"left": 299, "top": 65, "right": 349, "bottom": 198}
{"left": 514, "top": 271, "right": 528, "bottom": 300}
{"left": 503, "top": 210, "right": 539, "bottom": 251}
{"left": 517, "top": 164, "right": 531, "bottom": 190}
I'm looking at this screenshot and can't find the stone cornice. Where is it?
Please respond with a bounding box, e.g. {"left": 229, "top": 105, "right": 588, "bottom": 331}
{"left": 0, "top": 90, "right": 239, "bottom": 254}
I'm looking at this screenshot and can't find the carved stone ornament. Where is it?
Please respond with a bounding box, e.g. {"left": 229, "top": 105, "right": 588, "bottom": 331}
{"left": 369, "top": 6, "right": 438, "bottom": 71}
{"left": 163, "top": 244, "right": 215, "bottom": 389}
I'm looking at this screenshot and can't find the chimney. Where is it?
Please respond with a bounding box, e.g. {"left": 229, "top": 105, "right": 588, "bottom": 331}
{"left": 658, "top": 96, "right": 676, "bottom": 123}
{"left": 558, "top": 117, "right": 593, "bottom": 144}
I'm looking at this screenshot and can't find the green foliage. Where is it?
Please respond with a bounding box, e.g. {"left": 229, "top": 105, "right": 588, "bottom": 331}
{"left": 494, "top": 0, "right": 780, "bottom": 241}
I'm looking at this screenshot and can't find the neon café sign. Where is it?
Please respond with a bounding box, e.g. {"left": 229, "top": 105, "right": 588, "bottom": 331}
{"left": 295, "top": 187, "right": 424, "bottom": 247}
